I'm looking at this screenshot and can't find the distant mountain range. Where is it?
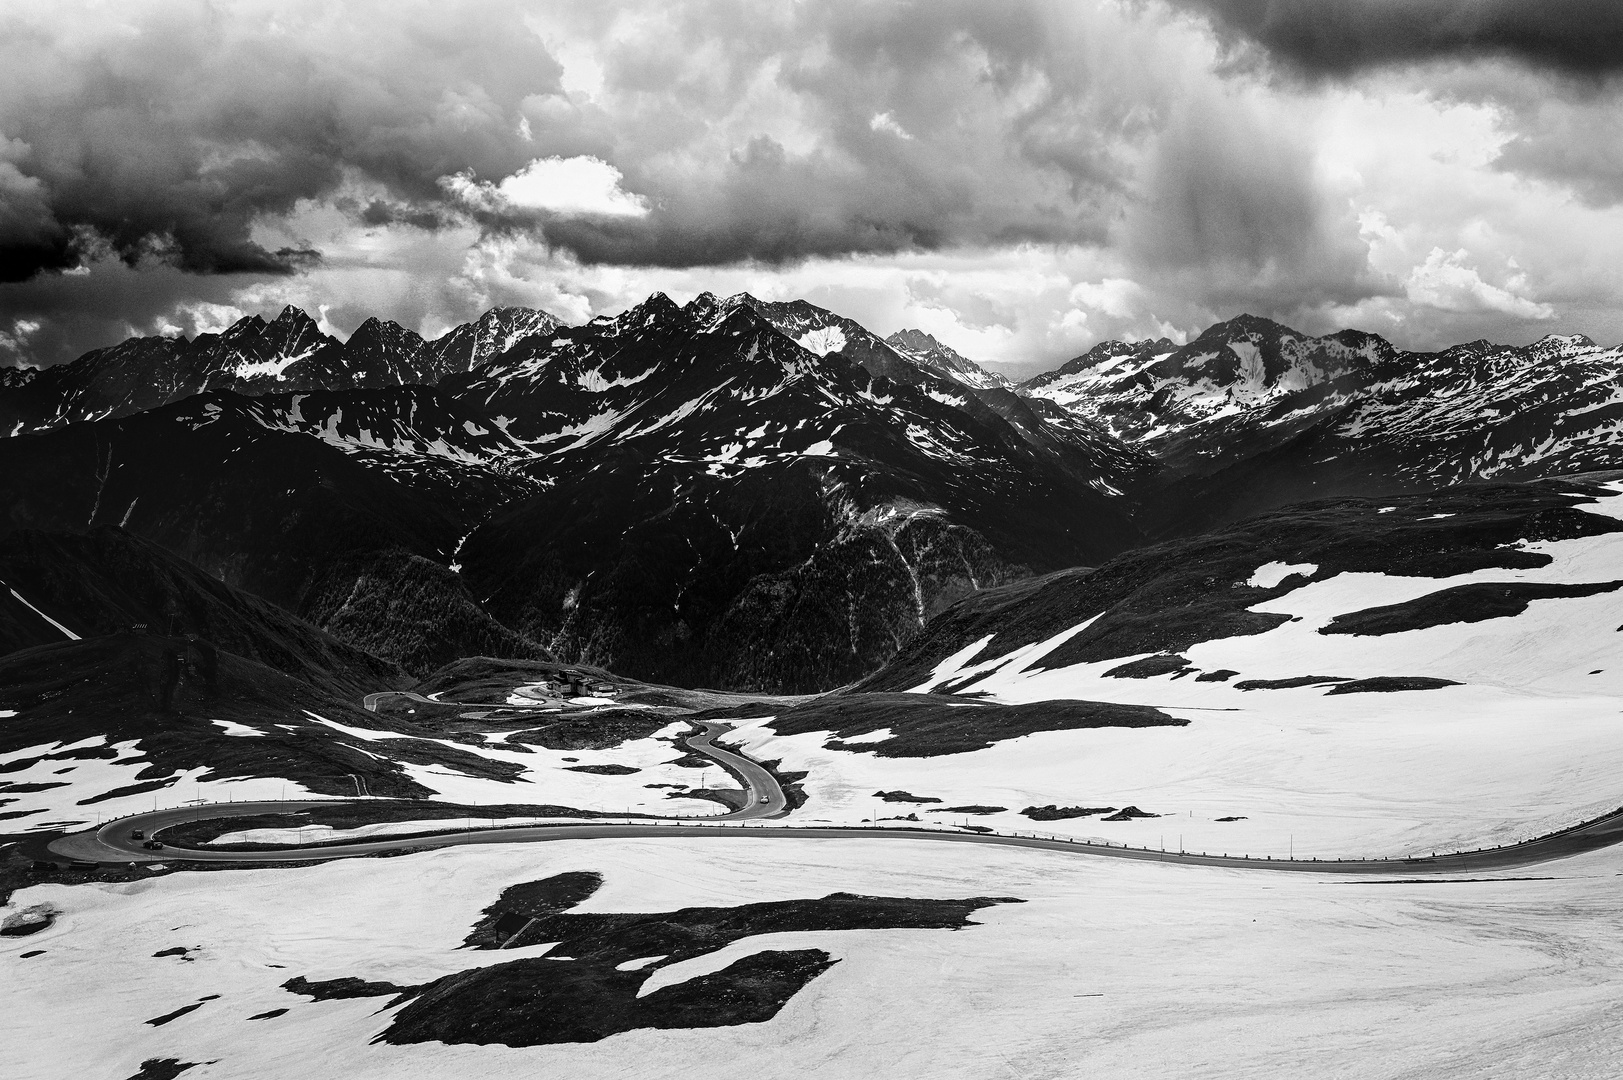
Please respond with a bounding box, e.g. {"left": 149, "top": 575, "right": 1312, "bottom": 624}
{"left": 1, "top": 293, "right": 1619, "bottom": 693}
{"left": 0, "top": 305, "right": 559, "bottom": 436}
{"left": 1023, "top": 314, "right": 1623, "bottom": 533}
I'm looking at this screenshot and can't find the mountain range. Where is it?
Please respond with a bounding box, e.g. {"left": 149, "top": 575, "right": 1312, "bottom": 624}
{"left": 1025, "top": 315, "right": 1623, "bottom": 533}
{"left": 1, "top": 292, "right": 1619, "bottom": 694}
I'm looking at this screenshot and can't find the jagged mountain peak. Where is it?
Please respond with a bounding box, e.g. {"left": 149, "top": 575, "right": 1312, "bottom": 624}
{"left": 683, "top": 290, "right": 765, "bottom": 332}
{"left": 272, "top": 304, "right": 315, "bottom": 325}
{"left": 340, "top": 318, "right": 431, "bottom": 387}
{"left": 884, "top": 329, "right": 1008, "bottom": 389}
{"left": 428, "top": 306, "right": 563, "bottom": 378}
{"left": 1021, "top": 336, "right": 1172, "bottom": 390}
{"left": 1191, "top": 312, "right": 1299, "bottom": 342}
{"left": 637, "top": 291, "right": 685, "bottom": 318}
{"left": 885, "top": 328, "right": 948, "bottom": 353}
{"left": 591, "top": 291, "right": 686, "bottom": 333}
{"left": 218, "top": 313, "right": 269, "bottom": 344}
{"left": 1533, "top": 332, "right": 1599, "bottom": 352}
{"left": 682, "top": 290, "right": 726, "bottom": 327}
{"left": 475, "top": 305, "right": 562, "bottom": 336}
{"left": 255, "top": 305, "right": 330, "bottom": 345}
{"left": 347, "top": 316, "right": 423, "bottom": 345}
{"left": 256, "top": 306, "right": 328, "bottom": 350}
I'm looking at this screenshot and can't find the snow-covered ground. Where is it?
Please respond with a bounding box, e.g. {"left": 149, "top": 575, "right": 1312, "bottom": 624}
{"left": 204, "top": 816, "right": 585, "bottom": 847}
{"left": 724, "top": 485, "right": 1623, "bottom": 859}
{"left": 1, "top": 717, "right": 729, "bottom": 835}
{"left": 7, "top": 835, "right": 1623, "bottom": 1079}
{"left": 0, "top": 736, "right": 323, "bottom": 833}
{"left": 309, "top": 715, "right": 730, "bottom": 817}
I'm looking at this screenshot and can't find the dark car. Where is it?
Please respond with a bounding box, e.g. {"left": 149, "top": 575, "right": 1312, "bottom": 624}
{"left": 130, "top": 830, "right": 145, "bottom": 840}
{"left": 142, "top": 840, "right": 165, "bottom": 850}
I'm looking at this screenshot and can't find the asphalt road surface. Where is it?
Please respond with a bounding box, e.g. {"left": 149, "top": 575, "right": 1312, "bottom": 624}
{"left": 48, "top": 719, "right": 1623, "bottom": 876}
{"left": 361, "top": 690, "right": 564, "bottom": 711}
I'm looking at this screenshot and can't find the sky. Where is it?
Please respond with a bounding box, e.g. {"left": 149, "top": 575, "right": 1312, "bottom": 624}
{"left": 2, "top": 0, "right": 1622, "bottom": 378}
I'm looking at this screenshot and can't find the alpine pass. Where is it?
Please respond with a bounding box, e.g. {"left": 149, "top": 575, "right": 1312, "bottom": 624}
{"left": 6, "top": 4, "right": 1623, "bottom": 1079}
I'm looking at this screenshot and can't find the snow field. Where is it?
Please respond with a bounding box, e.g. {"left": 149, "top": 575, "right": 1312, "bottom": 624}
{"left": 310, "top": 715, "right": 733, "bottom": 816}
{"left": 0, "top": 736, "right": 326, "bottom": 834}
{"left": 2, "top": 713, "right": 731, "bottom": 835}
{"left": 723, "top": 486, "right": 1623, "bottom": 858}
{"left": 726, "top": 688, "right": 1623, "bottom": 858}
{"left": 6, "top": 836, "right": 1623, "bottom": 1079}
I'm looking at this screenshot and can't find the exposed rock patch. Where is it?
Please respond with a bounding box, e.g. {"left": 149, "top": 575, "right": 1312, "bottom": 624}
{"left": 0, "top": 903, "right": 56, "bottom": 936}
{"left": 1322, "top": 581, "right": 1623, "bottom": 636}
{"left": 777, "top": 693, "right": 1184, "bottom": 757}
{"left": 1022, "top": 805, "right": 1118, "bottom": 821}
{"left": 1324, "top": 677, "right": 1460, "bottom": 695}
{"left": 290, "top": 871, "right": 1022, "bottom": 1047}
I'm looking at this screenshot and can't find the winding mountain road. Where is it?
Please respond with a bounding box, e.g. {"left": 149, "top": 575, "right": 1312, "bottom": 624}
{"left": 47, "top": 716, "right": 1623, "bottom": 876}
{"left": 361, "top": 690, "right": 563, "bottom": 711}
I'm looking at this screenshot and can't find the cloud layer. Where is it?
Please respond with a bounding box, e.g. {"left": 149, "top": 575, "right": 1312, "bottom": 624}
{"left": 1, "top": 0, "right": 1621, "bottom": 371}
{"left": 1172, "top": 0, "right": 1623, "bottom": 80}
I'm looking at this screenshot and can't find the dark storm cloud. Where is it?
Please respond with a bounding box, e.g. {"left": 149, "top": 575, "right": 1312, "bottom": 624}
{"left": 468, "top": 2, "right": 1129, "bottom": 267}
{"left": 4, "top": 0, "right": 1521, "bottom": 367}
{"left": 0, "top": 258, "right": 257, "bottom": 367}
{"left": 0, "top": 1, "right": 1139, "bottom": 286}
{"left": 1170, "top": 0, "right": 1623, "bottom": 80}
{"left": 0, "top": 2, "right": 568, "bottom": 283}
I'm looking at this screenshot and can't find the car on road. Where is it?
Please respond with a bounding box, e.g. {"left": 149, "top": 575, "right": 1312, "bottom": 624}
{"left": 130, "top": 830, "right": 145, "bottom": 840}
{"left": 141, "top": 840, "right": 165, "bottom": 850}
{"left": 759, "top": 796, "right": 770, "bottom": 804}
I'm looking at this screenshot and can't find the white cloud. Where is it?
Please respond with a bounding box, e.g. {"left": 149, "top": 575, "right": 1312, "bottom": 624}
{"left": 868, "top": 111, "right": 913, "bottom": 140}
{"left": 1068, "top": 278, "right": 1144, "bottom": 320}
{"left": 0, "top": 317, "right": 42, "bottom": 367}
{"left": 445, "top": 155, "right": 650, "bottom": 218}
{"left": 168, "top": 301, "right": 247, "bottom": 337}
{"left": 1404, "top": 247, "right": 1554, "bottom": 320}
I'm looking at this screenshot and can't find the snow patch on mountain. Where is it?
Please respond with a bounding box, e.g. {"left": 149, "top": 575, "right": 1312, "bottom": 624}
{"left": 232, "top": 345, "right": 322, "bottom": 381}
{"left": 1248, "top": 561, "right": 1318, "bottom": 588}
{"left": 796, "top": 326, "right": 847, "bottom": 356}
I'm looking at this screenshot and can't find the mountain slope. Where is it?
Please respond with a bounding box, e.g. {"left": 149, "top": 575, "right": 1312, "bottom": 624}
{"left": 0, "top": 635, "right": 435, "bottom": 816}
{"left": 716, "top": 473, "right": 1623, "bottom": 858}
{"left": 12, "top": 295, "right": 1622, "bottom": 696}
{"left": 0, "top": 526, "right": 402, "bottom": 696}
{"left": 443, "top": 293, "right": 1147, "bottom": 691}
{"left": 885, "top": 328, "right": 1010, "bottom": 390}
{"left": 858, "top": 474, "right": 1623, "bottom": 692}
{"left": 0, "top": 389, "right": 542, "bottom": 671}
{"left": 1023, "top": 314, "right": 1394, "bottom": 476}
{"left": 1024, "top": 315, "right": 1623, "bottom": 534}
{"left": 428, "top": 306, "right": 562, "bottom": 379}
